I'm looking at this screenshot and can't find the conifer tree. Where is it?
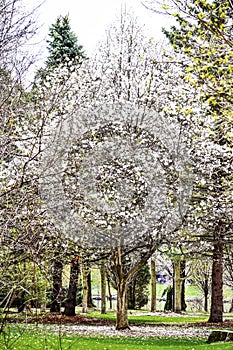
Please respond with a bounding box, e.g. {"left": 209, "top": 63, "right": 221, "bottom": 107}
{"left": 46, "top": 15, "right": 86, "bottom": 69}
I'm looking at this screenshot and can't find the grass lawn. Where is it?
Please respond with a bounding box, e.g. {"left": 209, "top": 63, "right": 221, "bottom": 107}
{"left": 0, "top": 327, "right": 232, "bottom": 350}
{"left": 85, "top": 310, "right": 209, "bottom": 324}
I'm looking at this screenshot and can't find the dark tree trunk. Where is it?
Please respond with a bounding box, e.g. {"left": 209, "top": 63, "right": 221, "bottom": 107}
{"left": 208, "top": 242, "right": 223, "bottom": 323}
{"left": 100, "top": 262, "right": 107, "bottom": 314}
{"left": 229, "top": 298, "right": 233, "bottom": 313}
{"left": 127, "top": 280, "right": 136, "bottom": 310}
{"left": 107, "top": 277, "right": 113, "bottom": 310}
{"left": 17, "top": 290, "right": 26, "bottom": 313}
{"left": 64, "top": 258, "right": 80, "bottom": 316}
{"left": 204, "top": 278, "right": 209, "bottom": 312}
{"left": 87, "top": 270, "right": 95, "bottom": 308}
{"left": 151, "top": 259, "right": 156, "bottom": 312}
{"left": 50, "top": 259, "right": 63, "bottom": 313}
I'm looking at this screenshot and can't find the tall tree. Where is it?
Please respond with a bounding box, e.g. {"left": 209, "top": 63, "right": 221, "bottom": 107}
{"left": 46, "top": 15, "right": 86, "bottom": 69}
{"left": 145, "top": 0, "right": 233, "bottom": 323}
{"left": 45, "top": 9, "right": 192, "bottom": 330}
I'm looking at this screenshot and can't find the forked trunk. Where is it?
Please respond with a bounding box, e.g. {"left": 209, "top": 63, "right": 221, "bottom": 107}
{"left": 208, "top": 241, "right": 223, "bottom": 323}
{"left": 116, "top": 282, "right": 130, "bottom": 330}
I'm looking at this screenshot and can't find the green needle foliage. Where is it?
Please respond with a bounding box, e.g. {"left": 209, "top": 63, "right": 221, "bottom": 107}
{"left": 46, "top": 14, "right": 86, "bottom": 69}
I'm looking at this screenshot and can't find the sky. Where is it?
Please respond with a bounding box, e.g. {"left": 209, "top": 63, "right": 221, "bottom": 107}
{"left": 23, "top": 0, "right": 171, "bottom": 67}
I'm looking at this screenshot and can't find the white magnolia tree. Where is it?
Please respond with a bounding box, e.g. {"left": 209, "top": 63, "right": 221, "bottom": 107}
{"left": 40, "top": 9, "right": 193, "bottom": 329}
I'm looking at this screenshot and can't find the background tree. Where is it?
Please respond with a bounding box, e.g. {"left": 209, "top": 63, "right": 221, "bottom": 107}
{"left": 45, "top": 15, "right": 86, "bottom": 69}
{"left": 63, "top": 255, "right": 80, "bottom": 316}
{"left": 150, "top": 258, "right": 157, "bottom": 312}
{"left": 192, "top": 258, "right": 212, "bottom": 312}
{"left": 127, "top": 264, "right": 151, "bottom": 310}
{"left": 145, "top": 0, "right": 233, "bottom": 323}
{"left": 0, "top": 0, "right": 38, "bottom": 77}
{"left": 32, "top": 14, "right": 87, "bottom": 315}
{"left": 0, "top": 0, "right": 48, "bottom": 326}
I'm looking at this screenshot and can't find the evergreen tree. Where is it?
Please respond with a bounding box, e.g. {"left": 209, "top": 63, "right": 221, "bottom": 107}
{"left": 46, "top": 15, "right": 86, "bottom": 69}
{"left": 128, "top": 264, "right": 151, "bottom": 310}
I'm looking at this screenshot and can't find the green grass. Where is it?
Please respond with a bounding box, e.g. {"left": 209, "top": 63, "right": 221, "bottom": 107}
{"left": 0, "top": 327, "right": 232, "bottom": 350}
{"left": 85, "top": 310, "right": 209, "bottom": 324}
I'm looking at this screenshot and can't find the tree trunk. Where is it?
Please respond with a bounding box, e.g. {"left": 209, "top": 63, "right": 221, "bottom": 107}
{"left": 115, "top": 245, "right": 130, "bottom": 330}
{"left": 100, "top": 262, "right": 107, "bottom": 314}
{"left": 180, "top": 260, "right": 187, "bottom": 312}
{"left": 229, "top": 297, "right": 233, "bottom": 313}
{"left": 50, "top": 259, "right": 63, "bottom": 313}
{"left": 127, "top": 279, "right": 136, "bottom": 309}
{"left": 208, "top": 242, "right": 223, "bottom": 323}
{"left": 204, "top": 278, "right": 209, "bottom": 312}
{"left": 151, "top": 259, "right": 156, "bottom": 312}
{"left": 87, "top": 270, "right": 95, "bottom": 308}
{"left": 64, "top": 258, "right": 80, "bottom": 316}
{"left": 116, "top": 281, "right": 130, "bottom": 330}
{"left": 82, "top": 265, "right": 88, "bottom": 313}
{"left": 107, "top": 277, "right": 113, "bottom": 310}
{"left": 173, "top": 258, "right": 182, "bottom": 313}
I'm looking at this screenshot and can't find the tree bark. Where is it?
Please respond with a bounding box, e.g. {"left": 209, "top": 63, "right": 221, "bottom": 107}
{"left": 127, "top": 279, "right": 136, "bottom": 310}
{"left": 82, "top": 265, "right": 88, "bottom": 313}
{"left": 64, "top": 258, "right": 80, "bottom": 316}
{"left": 151, "top": 259, "right": 156, "bottom": 312}
{"left": 107, "top": 277, "right": 113, "bottom": 310}
{"left": 100, "top": 261, "right": 107, "bottom": 314}
{"left": 115, "top": 245, "right": 130, "bottom": 330}
{"left": 204, "top": 278, "right": 209, "bottom": 312}
{"left": 50, "top": 259, "right": 63, "bottom": 313}
{"left": 173, "top": 258, "right": 182, "bottom": 313}
{"left": 208, "top": 242, "right": 223, "bottom": 323}
{"left": 180, "top": 260, "right": 187, "bottom": 312}
{"left": 116, "top": 281, "right": 130, "bottom": 329}
{"left": 87, "top": 270, "right": 95, "bottom": 308}
{"left": 229, "top": 298, "right": 233, "bottom": 313}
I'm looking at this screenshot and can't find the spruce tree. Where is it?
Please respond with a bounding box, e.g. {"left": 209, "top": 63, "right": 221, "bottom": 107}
{"left": 46, "top": 15, "right": 86, "bottom": 69}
